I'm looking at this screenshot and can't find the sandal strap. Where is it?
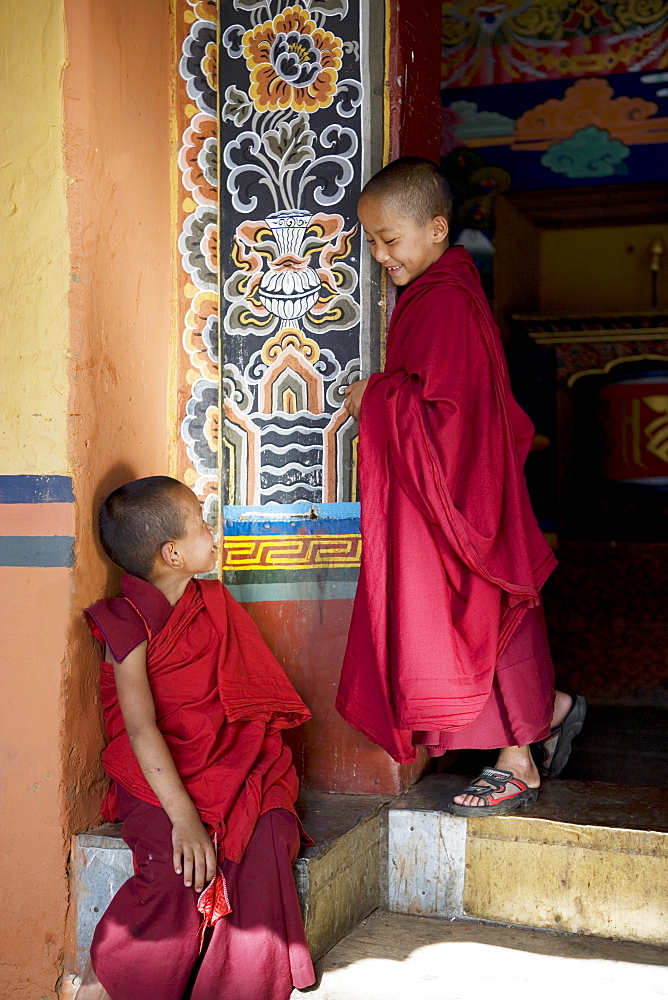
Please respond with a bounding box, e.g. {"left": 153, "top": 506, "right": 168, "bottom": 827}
{"left": 460, "top": 767, "right": 525, "bottom": 797}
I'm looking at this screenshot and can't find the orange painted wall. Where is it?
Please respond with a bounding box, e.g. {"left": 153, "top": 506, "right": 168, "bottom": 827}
{"left": 62, "top": 0, "right": 174, "bottom": 837}
{"left": 61, "top": 0, "right": 175, "bottom": 982}
{"left": 0, "top": 1, "right": 174, "bottom": 996}
{"left": 0, "top": 567, "right": 73, "bottom": 998}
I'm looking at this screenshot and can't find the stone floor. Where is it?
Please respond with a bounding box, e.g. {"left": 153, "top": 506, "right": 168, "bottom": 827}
{"left": 293, "top": 910, "right": 668, "bottom": 1000}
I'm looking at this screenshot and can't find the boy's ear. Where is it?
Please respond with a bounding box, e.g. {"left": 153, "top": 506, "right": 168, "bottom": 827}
{"left": 433, "top": 215, "right": 449, "bottom": 244}
{"left": 159, "top": 540, "right": 183, "bottom": 569}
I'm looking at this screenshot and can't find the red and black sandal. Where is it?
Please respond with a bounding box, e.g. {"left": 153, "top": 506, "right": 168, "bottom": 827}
{"left": 447, "top": 767, "right": 539, "bottom": 817}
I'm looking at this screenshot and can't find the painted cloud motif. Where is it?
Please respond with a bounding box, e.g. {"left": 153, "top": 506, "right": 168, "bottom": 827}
{"left": 449, "top": 100, "right": 515, "bottom": 141}
{"left": 541, "top": 125, "right": 630, "bottom": 178}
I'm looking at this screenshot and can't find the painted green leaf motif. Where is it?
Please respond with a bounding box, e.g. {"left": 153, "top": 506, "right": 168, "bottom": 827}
{"left": 222, "top": 86, "right": 253, "bottom": 126}
{"left": 300, "top": 235, "right": 333, "bottom": 256}
{"left": 303, "top": 294, "right": 360, "bottom": 334}
{"left": 310, "top": 0, "right": 349, "bottom": 17}
{"left": 264, "top": 115, "right": 316, "bottom": 172}
{"left": 330, "top": 261, "right": 358, "bottom": 294}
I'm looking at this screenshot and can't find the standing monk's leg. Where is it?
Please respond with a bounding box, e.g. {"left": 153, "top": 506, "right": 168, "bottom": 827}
{"left": 451, "top": 605, "right": 583, "bottom": 811}
{"left": 453, "top": 692, "right": 580, "bottom": 807}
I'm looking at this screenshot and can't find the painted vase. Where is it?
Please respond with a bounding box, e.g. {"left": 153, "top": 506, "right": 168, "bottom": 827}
{"left": 258, "top": 210, "right": 322, "bottom": 321}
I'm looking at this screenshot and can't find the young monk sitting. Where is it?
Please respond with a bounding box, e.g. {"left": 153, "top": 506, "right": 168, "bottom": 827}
{"left": 77, "top": 476, "right": 315, "bottom": 1000}
{"left": 336, "top": 157, "right": 586, "bottom": 816}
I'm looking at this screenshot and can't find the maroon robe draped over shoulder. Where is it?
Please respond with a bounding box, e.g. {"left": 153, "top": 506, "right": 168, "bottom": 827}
{"left": 336, "top": 247, "right": 557, "bottom": 764}
{"left": 86, "top": 574, "right": 311, "bottom": 863}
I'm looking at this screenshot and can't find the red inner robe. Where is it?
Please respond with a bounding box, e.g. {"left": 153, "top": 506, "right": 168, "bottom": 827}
{"left": 336, "top": 246, "right": 558, "bottom": 764}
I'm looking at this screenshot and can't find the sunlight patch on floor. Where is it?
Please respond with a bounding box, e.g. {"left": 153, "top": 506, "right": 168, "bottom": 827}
{"left": 297, "top": 914, "right": 668, "bottom": 1000}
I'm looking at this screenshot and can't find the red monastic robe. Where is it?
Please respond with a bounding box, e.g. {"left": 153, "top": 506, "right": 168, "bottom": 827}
{"left": 336, "top": 247, "right": 557, "bottom": 764}
{"left": 86, "top": 573, "right": 311, "bottom": 863}
{"left": 84, "top": 575, "right": 315, "bottom": 1000}
{"left": 86, "top": 573, "right": 310, "bottom": 862}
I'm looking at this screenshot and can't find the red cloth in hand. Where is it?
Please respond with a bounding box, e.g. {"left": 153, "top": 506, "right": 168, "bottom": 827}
{"left": 336, "top": 247, "right": 557, "bottom": 764}
{"left": 197, "top": 833, "right": 232, "bottom": 946}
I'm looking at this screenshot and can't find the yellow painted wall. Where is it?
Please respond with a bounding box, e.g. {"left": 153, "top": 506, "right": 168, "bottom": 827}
{"left": 540, "top": 224, "right": 668, "bottom": 315}
{"left": 0, "top": 1, "right": 70, "bottom": 475}
{"left": 0, "top": 5, "right": 73, "bottom": 999}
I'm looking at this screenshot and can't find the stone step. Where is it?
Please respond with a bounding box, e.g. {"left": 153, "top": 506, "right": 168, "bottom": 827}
{"left": 385, "top": 774, "right": 668, "bottom": 946}
{"left": 67, "top": 773, "right": 668, "bottom": 994}
{"left": 67, "top": 790, "right": 389, "bottom": 983}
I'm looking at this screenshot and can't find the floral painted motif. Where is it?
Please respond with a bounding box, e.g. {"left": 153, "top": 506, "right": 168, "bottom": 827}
{"left": 243, "top": 6, "right": 343, "bottom": 113}
{"left": 220, "top": 0, "right": 366, "bottom": 505}
{"left": 179, "top": 112, "right": 217, "bottom": 208}
{"left": 177, "top": 2, "right": 220, "bottom": 512}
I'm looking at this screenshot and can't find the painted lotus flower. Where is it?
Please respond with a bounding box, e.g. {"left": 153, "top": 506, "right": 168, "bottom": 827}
{"left": 243, "top": 6, "right": 342, "bottom": 114}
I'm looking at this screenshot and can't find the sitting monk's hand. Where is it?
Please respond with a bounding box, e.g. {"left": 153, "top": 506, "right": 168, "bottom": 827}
{"left": 344, "top": 377, "right": 370, "bottom": 421}
{"left": 172, "top": 809, "right": 218, "bottom": 892}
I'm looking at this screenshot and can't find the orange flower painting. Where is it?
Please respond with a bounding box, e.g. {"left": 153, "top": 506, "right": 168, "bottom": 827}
{"left": 243, "top": 5, "right": 343, "bottom": 114}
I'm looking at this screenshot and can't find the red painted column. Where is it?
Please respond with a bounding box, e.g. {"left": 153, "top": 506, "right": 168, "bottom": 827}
{"left": 245, "top": 599, "right": 428, "bottom": 795}
{"left": 389, "top": 0, "right": 443, "bottom": 162}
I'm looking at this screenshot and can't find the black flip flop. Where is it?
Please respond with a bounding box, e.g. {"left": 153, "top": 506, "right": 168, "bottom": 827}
{"left": 539, "top": 695, "right": 587, "bottom": 778}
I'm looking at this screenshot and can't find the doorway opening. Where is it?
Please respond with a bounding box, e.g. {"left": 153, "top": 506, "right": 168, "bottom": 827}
{"left": 492, "top": 182, "right": 668, "bottom": 786}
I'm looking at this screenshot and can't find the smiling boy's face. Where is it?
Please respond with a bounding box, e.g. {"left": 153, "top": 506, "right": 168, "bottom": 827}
{"left": 358, "top": 194, "right": 449, "bottom": 286}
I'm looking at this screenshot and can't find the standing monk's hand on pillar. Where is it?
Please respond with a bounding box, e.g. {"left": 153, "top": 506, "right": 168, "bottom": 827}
{"left": 343, "top": 377, "right": 370, "bottom": 421}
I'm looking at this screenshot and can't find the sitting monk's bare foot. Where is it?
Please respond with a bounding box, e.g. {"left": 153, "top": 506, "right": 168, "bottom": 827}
{"left": 75, "top": 961, "right": 111, "bottom": 1000}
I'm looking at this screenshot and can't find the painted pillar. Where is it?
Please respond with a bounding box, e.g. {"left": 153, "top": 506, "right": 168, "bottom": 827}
{"left": 213, "top": 1, "right": 428, "bottom": 793}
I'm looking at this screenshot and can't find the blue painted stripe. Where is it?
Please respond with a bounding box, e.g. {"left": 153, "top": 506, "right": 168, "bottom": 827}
{"left": 225, "top": 502, "right": 360, "bottom": 520}
{"left": 0, "top": 536, "right": 74, "bottom": 567}
{"left": 224, "top": 502, "right": 360, "bottom": 535}
{"left": 224, "top": 518, "right": 360, "bottom": 536}
{"left": 0, "top": 475, "right": 74, "bottom": 503}
{"left": 226, "top": 580, "right": 358, "bottom": 603}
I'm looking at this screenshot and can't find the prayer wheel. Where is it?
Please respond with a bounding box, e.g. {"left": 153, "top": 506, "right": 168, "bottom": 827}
{"left": 597, "top": 372, "right": 668, "bottom": 486}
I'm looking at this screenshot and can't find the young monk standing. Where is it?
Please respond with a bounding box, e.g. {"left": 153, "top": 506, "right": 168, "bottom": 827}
{"left": 77, "top": 476, "right": 315, "bottom": 1000}
{"left": 336, "top": 158, "right": 585, "bottom": 815}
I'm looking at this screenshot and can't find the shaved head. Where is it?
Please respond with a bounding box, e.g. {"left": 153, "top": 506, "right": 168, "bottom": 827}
{"left": 99, "top": 476, "right": 190, "bottom": 579}
{"left": 359, "top": 157, "right": 453, "bottom": 225}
